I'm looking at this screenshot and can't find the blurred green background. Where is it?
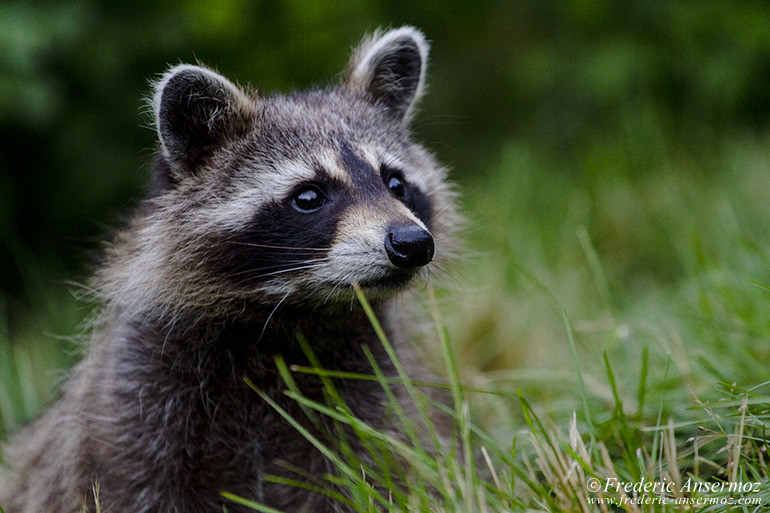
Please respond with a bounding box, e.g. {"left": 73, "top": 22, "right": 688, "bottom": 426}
{"left": 2, "top": 1, "right": 770, "bottom": 431}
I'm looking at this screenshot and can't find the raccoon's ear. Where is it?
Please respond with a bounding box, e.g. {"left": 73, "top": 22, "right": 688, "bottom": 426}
{"left": 153, "top": 65, "right": 255, "bottom": 178}
{"left": 345, "top": 27, "right": 429, "bottom": 123}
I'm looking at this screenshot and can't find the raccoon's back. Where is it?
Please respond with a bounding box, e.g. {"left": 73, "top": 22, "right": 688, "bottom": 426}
{"left": 0, "top": 401, "right": 91, "bottom": 512}
{"left": 0, "top": 340, "right": 113, "bottom": 512}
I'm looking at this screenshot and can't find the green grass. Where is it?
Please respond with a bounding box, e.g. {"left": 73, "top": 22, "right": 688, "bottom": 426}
{"left": 213, "top": 273, "right": 769, "bottom": 512}
{"left": 2, "top": 133, "right": 770, "bottom": 511}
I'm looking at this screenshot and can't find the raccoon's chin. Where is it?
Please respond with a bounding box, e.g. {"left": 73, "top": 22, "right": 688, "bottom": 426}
{"left": 356, "top": 268, "right": 419, "bottom": 291}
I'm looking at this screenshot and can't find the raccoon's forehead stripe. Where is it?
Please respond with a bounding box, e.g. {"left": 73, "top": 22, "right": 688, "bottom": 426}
{"left": 342, "top": 143, "right": 434, "bottom": 196}
{"left": 311, "top": 149, "right": 354, "bottom": 185}
{"left": 357, "top": 146, "right": 381, "bottom": 171}
{"left": 339, "top": 144, "right": 379, "bottom": 186}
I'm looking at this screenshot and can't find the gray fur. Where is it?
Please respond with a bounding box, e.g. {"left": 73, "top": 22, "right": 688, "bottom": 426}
{"left": 0, "top": 27, "right": 459, "bottom": 513}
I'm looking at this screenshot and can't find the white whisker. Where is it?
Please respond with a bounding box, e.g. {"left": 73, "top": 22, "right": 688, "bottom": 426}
{"left": 227, "top": 241, "right": 331, "bottom": 252}
{"left": 257, "top": 290, "right": 291, "bottom": 343}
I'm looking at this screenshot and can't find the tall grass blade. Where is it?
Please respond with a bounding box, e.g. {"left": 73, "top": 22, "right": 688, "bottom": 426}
{"left": 563, "top": 310, "right": 596, "bottom": 441}
{"left": 219, "top": 492, "right": 286, "bottom": 513}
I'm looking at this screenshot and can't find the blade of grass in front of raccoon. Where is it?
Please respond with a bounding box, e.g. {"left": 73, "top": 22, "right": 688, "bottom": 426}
{"left": 261, "top": 474, "right": 355, "bottom": 508}
{"left": 352, "top": 284, "right": 445, "bottom": 455}
{"left": 428, "top": 283, "right": 476, "bottom": 510}
{"left": 311, "top": 341, "right": 453, "bottom": 507}
{"left": 262, "top": 460, "right": 334, "bottom": 494}
{"left": 291, "top": 306, "right": 466, "bottom": 506}
{"left": 280, "top": 342, "right": 389, "bottom": 479}
{"left": 354, "top": 283, "right": 484, "bottom": 509}
{"left": 273, "top": 354, "right": 323, "bottom": 429}
{"left": 281, "top": 389, "right": 442, "bottom": 508}
{"left": 275, "top": 358, "right": 384, "bottom": 504}
{"left": 354, "top": 283, "right": 464, "bottom": 502}
{"left": 360, "top": 343, "right": 437, "bottom": 501}
{"left": 243, "top": 377, "right": 390, "bottom": 510}
{"left": 219, "top": 491, "right": 285, "bottom": 513}
{"left": 278, "top": 339, "right": 370, "bottom": 469}
{"left": 288, "top": 365, "right": 518, "bottom": 398}
{"left": 281, "top": 390, "right": 433, "bottom": 473}
{"left": 293, "top": 334, "right": 410, "bottom": 496}
{"left": 360, "top": 344, "right": 427, "bottom": 449}
{"left": 276, "top": 344, "right": 400, "bottom": 496}
{"left": 295, "top": 333, "right": 361, "bottom": 469}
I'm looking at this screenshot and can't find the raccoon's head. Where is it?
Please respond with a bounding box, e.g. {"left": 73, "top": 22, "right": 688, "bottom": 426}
{"left": 105, "top": 27, "right": 457, "bottom": 316}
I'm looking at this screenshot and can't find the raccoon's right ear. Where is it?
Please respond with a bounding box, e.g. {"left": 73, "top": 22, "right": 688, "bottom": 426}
{"left": 153, "top": 65, "right": 256, "bottom": 180}
{"left": 344, "top": 27, "right": 429, "bottom": 124}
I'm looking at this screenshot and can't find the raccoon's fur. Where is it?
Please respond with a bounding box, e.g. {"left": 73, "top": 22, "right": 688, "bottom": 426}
{"left": 0, "top": 27, "right": 458, "bottom": 513}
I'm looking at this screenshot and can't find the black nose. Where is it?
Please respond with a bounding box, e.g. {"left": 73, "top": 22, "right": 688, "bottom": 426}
{"left": 384, "top": 224, "right": 435, "bottom": 268}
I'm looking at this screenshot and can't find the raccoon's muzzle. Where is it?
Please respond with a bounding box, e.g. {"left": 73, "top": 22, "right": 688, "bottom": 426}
{"left": 384, "top": 223, "right": 434, "bottom": 268}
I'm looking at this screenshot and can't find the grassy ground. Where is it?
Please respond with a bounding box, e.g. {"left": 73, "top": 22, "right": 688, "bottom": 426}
{"left": 2, "top": 133, "right": 770, "bottom": 512}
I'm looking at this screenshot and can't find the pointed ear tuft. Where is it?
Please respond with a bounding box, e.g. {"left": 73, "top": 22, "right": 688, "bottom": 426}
{"left": 345, "top": 27, "right": 429, "bottom": 123}
{"left": 153, "top": 65, "right": 255, "bottom": 178}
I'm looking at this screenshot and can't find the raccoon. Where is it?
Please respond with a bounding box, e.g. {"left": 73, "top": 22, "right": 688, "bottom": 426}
{"left": 0, "top": 27, "right": 458, "bottom": 513}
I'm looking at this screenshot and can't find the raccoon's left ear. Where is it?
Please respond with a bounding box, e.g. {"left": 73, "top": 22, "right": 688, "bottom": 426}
{"left": 345, "top": 27, "right": 429, "bottom": 124}
{"left": 153, "top": 64, "right": 256, "bottom": 179}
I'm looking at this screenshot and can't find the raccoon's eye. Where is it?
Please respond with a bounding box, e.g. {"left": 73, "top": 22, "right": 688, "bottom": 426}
{"left": 386, "top": 174, "right": 408, "bottom": 199}
{"left": 292, "top": 186, "right": 326, "bottom": 213}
